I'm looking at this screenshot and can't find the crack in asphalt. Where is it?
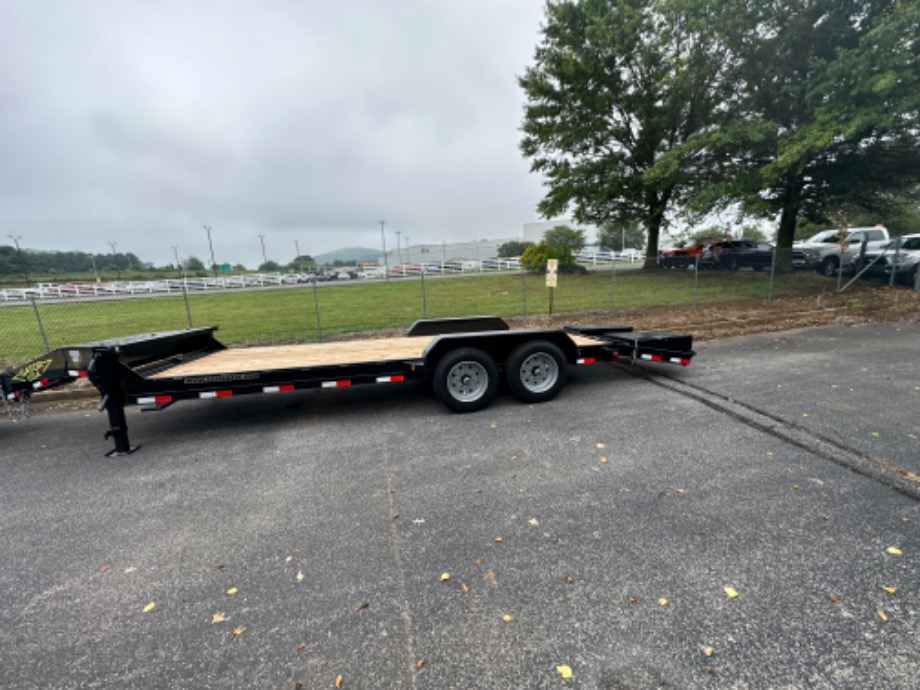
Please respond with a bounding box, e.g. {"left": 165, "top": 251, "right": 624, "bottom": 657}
{"left": 611, "top": 362, "right": 920, "bottom": 502}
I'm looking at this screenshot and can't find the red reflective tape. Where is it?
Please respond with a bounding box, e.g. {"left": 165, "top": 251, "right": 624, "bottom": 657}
{"left": 33, "top": 378, "right": 49, "bottom": 389}
{"left": 577, "top": 357, "right": 596, "bottom": 365}
{"left": 137, "top": 395, "right": 172, "bottom": 405}
{"left": 68, "top": 370, "right": 88, "bottom": 378}
{"left": 263, "top": 384, "right": 295, "bottom": 393}
{"left": 322, "top": 380, "right": 352, "bottom": 388}
{"left": 200, "top": 390, "right": 233, "bottom": 399}
{"left": 376, "top": 375, "right": 405, "bottom": 383}
{"left": 337, "top": 380, "right": 352, "bottom": 387}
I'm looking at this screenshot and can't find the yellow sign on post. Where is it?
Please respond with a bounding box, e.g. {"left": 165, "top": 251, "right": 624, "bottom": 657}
{"left": 546, "top": 259, "right": 558, "bottom": 288}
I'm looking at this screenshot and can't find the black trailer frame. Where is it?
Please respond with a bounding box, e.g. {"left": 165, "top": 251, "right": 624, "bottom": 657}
{"left": 2, "top": 317, "right": 694, "bottom": 456}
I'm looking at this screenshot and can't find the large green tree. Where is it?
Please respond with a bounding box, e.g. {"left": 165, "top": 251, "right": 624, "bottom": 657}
{"left": 687, "top": 0, "right": 920, "bottom": 259}
{"left": 520, "top": 0, "right": 733, "bottom": 267}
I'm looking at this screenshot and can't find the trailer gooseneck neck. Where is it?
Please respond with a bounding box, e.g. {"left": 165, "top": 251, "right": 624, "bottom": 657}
{"left": 2, "top": 317, "right": 695, "bottom": 455}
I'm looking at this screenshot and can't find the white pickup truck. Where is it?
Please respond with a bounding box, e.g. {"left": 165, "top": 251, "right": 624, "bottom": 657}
{"left": 794, "top": 226, "right": 891, "bottom": 277}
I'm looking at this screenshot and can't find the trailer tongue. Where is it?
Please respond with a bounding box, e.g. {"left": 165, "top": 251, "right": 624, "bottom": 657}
{"left": 2, "top": 317, "right": 695, "bottom": 456}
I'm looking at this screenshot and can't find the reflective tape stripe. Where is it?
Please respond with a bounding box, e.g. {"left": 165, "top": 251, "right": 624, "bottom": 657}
{"left": 322, "top": 380, "right": 352, "bottom": 388}
{"left": 67, "top": 370, "right": 88, "bottom": 378}
{"left": 375, "top": 375, "right": 405, "bottom": 383}
{"left": 640, "top": 354, "right": 663, "bottom": 362}
{"left": 576, "top": 357, "right": 596, "bottom": 365}
{"left": 200, "top": 390, "right": 233, "bottom": 399}
{"left": 263, "top": 384, "right": 295, "bottom": 393}
{"left": 137, "top": 395, "right": 172, "bottom": 405}
{"left": 32, "top": 378, "right": 49, "bottom": 390}
{"left": 670, "top": 357, "right": 691, "bottom": 365}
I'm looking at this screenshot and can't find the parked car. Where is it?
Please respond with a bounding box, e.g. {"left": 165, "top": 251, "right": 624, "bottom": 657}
{"left": 658, "top": 239, "right": 709, "bottom": 268}
{"left": 860, "top": 234, "right": 920, "bottom": 285}
{"left": 699, "top": 239, "right": 774, "bottom": 270}
{"left": 794, "top": 226, "right": 890, "bottom": 277}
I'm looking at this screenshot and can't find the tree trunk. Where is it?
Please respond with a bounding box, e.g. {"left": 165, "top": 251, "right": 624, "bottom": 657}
{"left": 643, "top": 189, "right": 671, "bottom": 269}
{"left": 774, "top": 177, "right": 803, "bottom": 272}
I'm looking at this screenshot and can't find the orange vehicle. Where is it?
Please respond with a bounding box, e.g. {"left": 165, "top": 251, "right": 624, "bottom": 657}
{"left": 658, "top": 239, "right": 708, "bottom": 268}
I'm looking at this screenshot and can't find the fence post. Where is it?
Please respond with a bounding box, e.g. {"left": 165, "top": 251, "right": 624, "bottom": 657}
{"left": 768, "top": 249, "right": 777, "bottom": 301}
{"left": 30, "top": 295, "right": 50, "bottom": 352}
{"left": 609, "top": 261, "right": 616, "bottom": 312}
{"left": 521, "top": 270, "right": 527, "bottom": 319}
{"left": 421, "top": 268, "right": 427, "bottom": 319}
{"left": 312, "top": 279, "right": 323, "bottom": 341}
{"left": 181, "top": 280, "right": 193, "bottom": 328}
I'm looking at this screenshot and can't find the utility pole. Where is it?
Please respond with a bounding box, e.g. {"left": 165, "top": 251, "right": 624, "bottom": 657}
{"left": 108, "top": 241, "right": 120, "bottom": 280}
{"left": 294, "top": 239, "right": 301, "bottom": 273}
{"left": 258, "top": 235, "right": 268, "bottom": 267}
{"left": 405, "top": 237, "right": 410, "bottom": 265}
{"left": 8, "top": 235, "right": 28, "bottom": 284}
{"left": 395, "top": 230, "right": 402, "bottom": 265}
{"left": 379, "top": 221, "right": 389, "bottom": 281}
{"left": 204, "top": 225, "right": 217, "bottom": 277}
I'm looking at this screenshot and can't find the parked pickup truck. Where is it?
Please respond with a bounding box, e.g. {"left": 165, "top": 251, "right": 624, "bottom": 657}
{"left": 794, "top": 226, "right": 890, "bottom": 277}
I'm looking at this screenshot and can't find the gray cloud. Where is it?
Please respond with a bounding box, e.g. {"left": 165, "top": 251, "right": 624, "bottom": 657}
{"left": 0, "top": 0, "right": 547, "bottom": 267}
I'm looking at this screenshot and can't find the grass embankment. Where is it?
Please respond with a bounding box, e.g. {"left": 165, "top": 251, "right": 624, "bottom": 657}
{"left": 1, "top": 269, "right": 832, "bottom": 364}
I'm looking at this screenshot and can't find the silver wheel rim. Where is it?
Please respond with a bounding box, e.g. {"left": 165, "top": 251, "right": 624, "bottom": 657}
{"left": 446, "top": 361, "right": 489, "bottom": 402}
{"left": 518, "top": 352, "right": 559, "bottom": 393}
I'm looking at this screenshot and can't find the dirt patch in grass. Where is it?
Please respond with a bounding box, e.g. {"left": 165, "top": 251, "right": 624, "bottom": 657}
{"left": 14, "top": 283, "right": 920, "bottom": 417}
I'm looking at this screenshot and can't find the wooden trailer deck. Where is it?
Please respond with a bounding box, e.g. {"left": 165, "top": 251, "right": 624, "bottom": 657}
{"left": 151, "top": 333, "right": 601, "bottom": 379}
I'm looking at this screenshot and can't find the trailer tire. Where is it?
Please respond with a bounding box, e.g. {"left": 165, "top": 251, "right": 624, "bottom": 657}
{"left": 506, "top": 340, "right": 568, "bottom": 404}
{"left": 433, "top": 348, "right": 499, "bottom": 413}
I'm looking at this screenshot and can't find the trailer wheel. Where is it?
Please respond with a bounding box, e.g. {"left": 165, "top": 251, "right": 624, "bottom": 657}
{"left": 433, "top": 348, "right": 499, "bottom": 413}
{"left": 506, "top": 340, "right": 568, "bottom": 404}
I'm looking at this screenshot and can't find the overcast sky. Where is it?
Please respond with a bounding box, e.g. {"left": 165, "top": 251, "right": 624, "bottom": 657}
{"left": 1, "top": 0, "right": 549, "bottom": 268}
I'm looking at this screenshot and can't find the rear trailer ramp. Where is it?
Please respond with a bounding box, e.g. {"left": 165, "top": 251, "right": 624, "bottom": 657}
{"left": 1, "top": 317, "right": 694, "bottom": 455}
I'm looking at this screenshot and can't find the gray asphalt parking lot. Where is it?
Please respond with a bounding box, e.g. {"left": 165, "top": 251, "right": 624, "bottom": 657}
{"left": 2, "top": 322, "right": 918, "bottom": 689}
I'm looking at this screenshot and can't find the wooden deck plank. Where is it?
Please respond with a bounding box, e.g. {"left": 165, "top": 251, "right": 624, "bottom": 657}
{"left": 150, "top": 333, "right": 602, "bottom": 379}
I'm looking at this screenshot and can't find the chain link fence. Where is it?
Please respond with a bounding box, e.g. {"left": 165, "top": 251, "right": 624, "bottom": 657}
{"left": 2, "top": 252, "right": 916, "bottom": 367}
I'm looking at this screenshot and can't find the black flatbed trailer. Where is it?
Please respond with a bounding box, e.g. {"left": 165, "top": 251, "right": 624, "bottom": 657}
{"left": 2, "top": 317, "right": 694, "bottom": 455}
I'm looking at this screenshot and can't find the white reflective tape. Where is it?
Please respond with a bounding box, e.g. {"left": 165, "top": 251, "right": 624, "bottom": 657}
{"left": 321, "top": 381, "right": 337, "bottom": 388}
{"left": 137, "top": 397, "right": 156, "bottom": 404}
{"left": 199, "top": 391, "right": 218, "bottom": 399}
{"left": 640, "top": 354, "right": 653, "bottom": 361}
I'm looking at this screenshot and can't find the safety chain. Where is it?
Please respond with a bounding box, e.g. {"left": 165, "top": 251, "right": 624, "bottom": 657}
{"left": 2, "top": 392, "right": 32, "bottom": 424}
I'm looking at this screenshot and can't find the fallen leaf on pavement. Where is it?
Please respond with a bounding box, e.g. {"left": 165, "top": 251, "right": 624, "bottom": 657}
{"left": 296, "top": 570, "right": 304, "bottom": 583}
{"left": 440, "top": 572, "right": 450, "bottom": 582}
{"left": 416, "top": 659, "right": 424, "bottom": 669}
{"left": 502, "top": 614, "right": 513, "bottom": 622}
{"left": 461, "top": 582, "right": 469, "bottom": 594}
{"left": 556, "top": 665, "right": 573, "bottom": 679}
{"left": 877, "top": 610, "right": 888, "bottom": 622}
{"left": 658, "top": 598, "right": 669, "bottom": 606}
{"left": 212, "top": 612, "right": 227, "bottom": 624}
{"left": 335, "top": 673, "right": 343, "bottom": 687}
{"left": 883, "top": 586, "right": 897, "bottom": 595}
{"left": 142, "top": 602, "right": 156, "bottom": 613}
{"left": 828, "top": 594, "right": 841, "bottom": 605}
{"left": 886, "top": 546, "right": 903, "bottom": 556}
{"left": 98, "top": 561, "right": 113, "bottom": 574}
{"left": 724, "top": 587, "right": 739, "bottom": 599}
{"left": 528, "top": 518, "right": 539, "bottom": 526}
{"left": 232, "top": 626, "right": 246, "bottom": 637}
{"left": 227, "top": 587, "right": 238, "bottom": 595}
{"left": 703, "top": 647, "right": 714, "bottom": 657}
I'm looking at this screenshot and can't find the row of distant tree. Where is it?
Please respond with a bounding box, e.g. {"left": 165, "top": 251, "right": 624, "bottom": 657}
{"left": 0, "top": 245, "right": 367, "bottom": 279}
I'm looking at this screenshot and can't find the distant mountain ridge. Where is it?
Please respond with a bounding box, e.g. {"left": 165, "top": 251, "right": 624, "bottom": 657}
{"left": 314, "top": 247, "right": 382, "bottom": 265}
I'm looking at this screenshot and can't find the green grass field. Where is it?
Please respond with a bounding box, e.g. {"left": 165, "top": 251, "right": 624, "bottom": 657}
{"left": 1, "top": 269, "right": 830, "bottom": 365}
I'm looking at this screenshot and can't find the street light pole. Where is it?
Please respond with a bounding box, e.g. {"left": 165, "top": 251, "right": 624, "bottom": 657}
{"left": 294, "top": 240, "right": 301, "bottom": 273}
{"left": 395, "top": 231, "right": 402, "bottom": 265}
{"left": 405, "top": 237, "right": 410, "bottom": 265}
{"left": 204, "top": 225, "right": 217, "bottom": 277}
{"left": 379, "top": 221, "right": 389, "bottom": 281}
{"left": 258, "top": 235, "right": 268, "bottom": 267}
{"left": 108, "top": 241, "right": 120, "bottom": 280}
